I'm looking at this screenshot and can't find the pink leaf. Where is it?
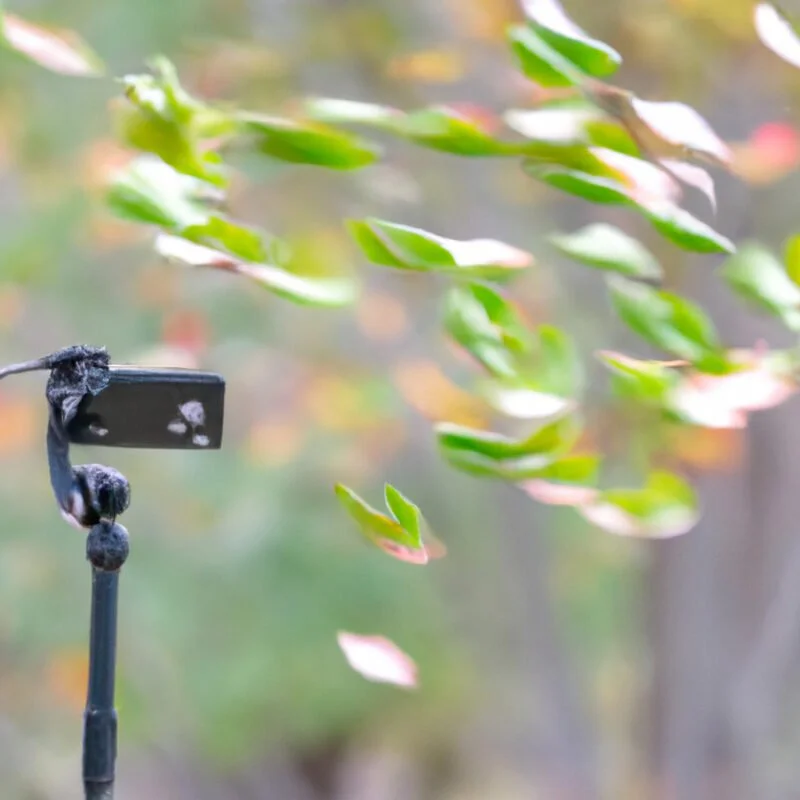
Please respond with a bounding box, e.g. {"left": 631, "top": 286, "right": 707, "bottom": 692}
{"left": 376, "top": 540, "right": 430, "bottom": 565}
{"left": 522, "top": 480, "right": 599, "bottom": 506}
{"left": 671, "top": 354, "right": 796, "bottom": 429}
{"left": 629, "top": 98, "right": 731, "bottom": 165}
{"left": 3, "top": 13, "right": 102, "bottom": 76}
{"left": 659, "top": 159, "right": 717, "bottom": 212}
{"left": 591, "top": 147, "right": 680, "bottom": 204}
{"left": 579, "top": 502, "right": 697, "bottom": 538}
{"left": 337, "top": 632, "right": 418, "bottom": 689}
{"left": 755, "top": 3, "right": 800, "bottom": 69}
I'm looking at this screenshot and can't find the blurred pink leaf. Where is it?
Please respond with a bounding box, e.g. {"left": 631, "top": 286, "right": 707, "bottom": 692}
{"left": 592, "top": 147, "right": 679, "bottom": 204}
{"left": 671, "top": 353, "right": 797, "bottom": 429}
{"left": 2, "top": 13, "right": 103, "bottom": 76}
{"left": 522, "top": 480, "right": 599, "bottom": 506}
{"left": 659, "top": 159, "right": 717, "bottom": 212}
{"left": 337, "top": 632, "right": 418, "bottom": 688}
{"left": 755, "top": 3, "right": 800, "bottom": 69}
{"left": 629, "top": 98, "right": 731, "bottom": 165}
{"left": 579, "top": 501, "right": 697, "bottom": 538}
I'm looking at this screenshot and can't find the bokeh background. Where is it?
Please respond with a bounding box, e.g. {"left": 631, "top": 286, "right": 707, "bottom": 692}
{"left": 1, "top": 0, "right": 800, "bottom": 798}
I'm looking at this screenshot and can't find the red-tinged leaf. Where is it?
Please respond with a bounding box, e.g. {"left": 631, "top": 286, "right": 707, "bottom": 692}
{"left": 659, "top": 159, "right": 717, "bottom": 212}
{"left": 580, "top": 501, "right": 697, "bottom": 538}
{"left": 755, "top": 3, "right": 800, "bottom": 69}
{"left": 337, "top": 632, "right": 418, "bottom": 689}
{"left": 670, "top": 350, "right": 797, "bottom": 429}
{"left": 592, "top": 147, "right": 680, "bottom": 205}
{"left": 628, "top": 98, "right": 731, "bottom": 166}
{"left": 2, "top": 13, "right": 103, "bottom": 76}
{"left": 522, "top": 481, "right": 599, "bottom": 506}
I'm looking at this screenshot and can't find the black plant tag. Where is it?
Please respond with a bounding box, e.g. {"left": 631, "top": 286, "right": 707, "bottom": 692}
{"left": 66, "top": 366, "right": 225, "bottom": 450}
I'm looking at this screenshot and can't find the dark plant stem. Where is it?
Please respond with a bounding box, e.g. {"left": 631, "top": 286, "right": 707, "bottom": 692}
{"left": 83, "top": 566, "right": 121, "bottom": 799}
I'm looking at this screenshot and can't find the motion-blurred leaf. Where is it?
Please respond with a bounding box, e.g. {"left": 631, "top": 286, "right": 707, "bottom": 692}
{"left": 525, "top": 164, "right": 632, "bottom": 204}
{"left": 608, "top": 277, "right": 728, "bottom": 371}
{"left": 155, "top": 235, "right": 357, "bottom": 307}
{"left": 106, "top": 157, "right": 218, "bottom": 229}
{"left": 334, "top": 483, "right": 435, "bottom": 564}
{"left": 337, "top": 632, "right": 418, "bottom": 688}
{"left": 436, "top": 410, "right": 583, "bottom": 480}
{"left": 640, "top": 202, "right": 734, "bottom": 254}
{"left": 521, "top": 0, "right": 622, "bottom": 77}
{"left": 508, "top": 24, "right": 586, "bottom": 87}
{"left": 755, "top": 3, "right": 800, "bottom": 69}
{"left": 444, "top": 283, "right": 532, "bottom": 379}
{"left": 551, "top": 224, "right": 662, "bottom": 279}
{"left": 598, "top": 351, "right": 679, "bottom": 405}
{"left": 118, "top": 57, "right": 226, "bottom": 185}
{"left": 349, "top": 218, "right": 533, "bottom": 280}
{"left": 785, "top": 233, "right": 800, "bottom": 286}
{"left": 580, "top": 470, "right": 699, "bottom": 538}
{"left": 1, "top": 12, "right": 103, "bottom": 76}
{"left": 238, "top": 113, "right": 379, "bottom": 169}
{"left": 721, "top": 242, "right": 800, "bottom": 330}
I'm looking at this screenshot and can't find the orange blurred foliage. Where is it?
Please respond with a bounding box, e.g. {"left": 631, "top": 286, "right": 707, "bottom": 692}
{"left": 136, "top": 264, "right": 182, "bottom": 309}
{"left": 246, "top": 418, "right": 306, "bottom": 467}
{"left": 0, "top": 393, "right": 37, "bottom": 454}
{"left": 670, "top": 426, "right": 744, "bottom": 472}
{"left": 447, "top": 0, "right": 518, "bottom": 41}
{"left": 162, "top": 308, "right": 211, "bottom": 356}
{"left": 386, "top": 49, "right": 466, "bottom": 83}
{"left": 0, "top": 286, "right": 27, "bottom": 331}
{"left": 80, "top": 137, "right": 134, "bottom": 192}
{"left": 355, "top": 291, "right": 408, "bottom": 342}
{"left": 46, "top": 648, "right": 89, "bottom": 712}
{"left": 392, "top": 359, "right": 489, "bottom": 427}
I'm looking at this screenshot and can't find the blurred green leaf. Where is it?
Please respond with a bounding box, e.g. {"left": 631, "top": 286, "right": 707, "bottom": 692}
{"left": 444, "top": 283, "right": 532, "bottom": 379}
{"left": 784, "top": 233, "right": 800, "bottom": 286}
{"left": 598, "top": 351, "right": 678, "bottom": 404}
{"left": 640, "top": 202, "right": 734, "bottom": 254}
{"left": 607, "top": 277, "right": 728, "bottom": 372}
{"left": 580, "top": 470, "right": 698, "bottom": 538}
{"left": 721, "top": 242, "right": 800, "bottom": 330}
{"left": 479, "top": 325, "right": 581, "bottom": 419}
{"left": 436, "top": 413, "right": 582, "bottom": 480}
{"left": 525, "top": 163, "right": 632, "bottom": 204}
{"left": 551, "top": 224, "right": 662, "bottom": 279}
{"left": 348, "top": 218, "right": 533, "bottom": 280}
{"left": 155, "top": 235, "right": 357, "bottom": 307}
{"left": 521, "top": 0, "right": 622, "bottom": 78}
{"left": 106, "top": 156, "right": 219, "bottom": 229}
{"left": 117, "top": 57, "right": 227, "bottom": 185}
{"left": 508, "top": 24, "right": 587, "bottom": 87}
{"left": 1, "top": 11, "right": 104, "bottom": 76}
{"left": 335, "top": 484, "right": 431, "bottom": 564}
{"left": 238, "top": 112, "right": 380, "bottom": 169}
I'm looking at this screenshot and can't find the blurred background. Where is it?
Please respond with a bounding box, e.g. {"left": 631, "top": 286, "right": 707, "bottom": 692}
{"left": 1, "top": 0, "right": 800, "bottom": 798}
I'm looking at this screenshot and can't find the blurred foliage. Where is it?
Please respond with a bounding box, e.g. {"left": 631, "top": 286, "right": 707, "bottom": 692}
{"left": 3, "top": 0, "right": 800, "bottom": 798}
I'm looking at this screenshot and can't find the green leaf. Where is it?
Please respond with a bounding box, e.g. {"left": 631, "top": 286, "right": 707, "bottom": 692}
{"left": 640, "top": 202, "right": 734, "bottom": 254}
{"left": 721, "top": 242, "right": 800, "bottom": 330}
{"left": 522, "top": 0, "right": 622, "bottom": 78}
{"left": 334, "top": 484, "right": 430, "bottom": 564}
{"left": 237, "top": 113, "right": 380, "bottom": 169}
{"left": 508, "top": 24, "right": 587, "bottom": 87}
{"left": 117, "top": 57, "right": 226, "bottom": 186}
{"left": 550, "top": 224, "right": 662, "bottom": 279}
{"left": 436, "top": 412, "right": 579, "bottom": 463}
{"left": 784, "top": 233, "right": 800, "bottom": 286}
{"left": 1, "top": 12, "right": 104, "bottom": 76}
{"left": 106, "top": 157, "right": 218, "bottom": 230}
{"left": 383, "top": 484, "right": 421, "bottom": 543}
{"left": 580, "top": 470, "right": 698, "bottom": 538}
{"left": 303, "top": 97, "right": 400, "bottom": 127}
{"left": 525, "top": 164, "right": 632, "bottom": 204}
{"left": 393, "top": 107, "right": 515, "bottom": 156}
{"left": 348, "top": 218, "right": 533, "bottom": 280}
{"left": 597, "top": 351, "right": 678, "bottom": 404}
{"left": 607, "top": 277, "right": 728, "bottom": 371}
{"left": 155, "top": 235, "right": 358, "bottom": 308}
{"left": 444, "top": 283, "right": 532, "bottom": 379}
